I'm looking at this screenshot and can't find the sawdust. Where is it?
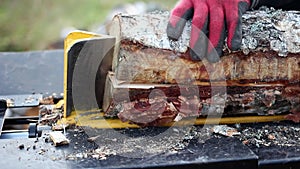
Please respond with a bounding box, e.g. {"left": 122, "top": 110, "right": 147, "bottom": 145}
{"left": 237, "top": 122, "right": 300, "bottom": 148}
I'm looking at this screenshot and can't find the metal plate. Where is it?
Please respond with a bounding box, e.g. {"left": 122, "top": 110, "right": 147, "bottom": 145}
{"left": 0, "top": 94, "right": 42, "bottom": 108}
{"left": 0, "top": 50, "right": 64, "bottom": 96}
{"left": 0, "top": 124, "right": 299, "bottom": 168}
{"left": 0, "top": 129, "right": 258, "bottom": 169}
{"left": 64, "top": 34, "right": 115, "bottom": 116}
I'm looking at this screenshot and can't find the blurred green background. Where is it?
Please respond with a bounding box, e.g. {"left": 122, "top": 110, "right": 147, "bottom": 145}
{"left": 0, "top": 0, "right": 177, "bottom": 51}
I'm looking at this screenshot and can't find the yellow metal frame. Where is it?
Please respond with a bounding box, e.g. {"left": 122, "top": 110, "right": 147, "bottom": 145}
{"left": 63, "top": 30, "right": 101, "bottom": 118}
{"left": 62, "top": 110, "right": 286, "bottom": 129}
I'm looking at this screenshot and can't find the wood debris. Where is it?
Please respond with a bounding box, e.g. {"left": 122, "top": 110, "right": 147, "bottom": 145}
{"left": 212, "top": 125, "right": 241, "bottom": 137}
{"left": 49, "top": 131, "right": 70, "bottom": 146}
{"left": 39, "top": 104, "right": 63, "bottom": 126}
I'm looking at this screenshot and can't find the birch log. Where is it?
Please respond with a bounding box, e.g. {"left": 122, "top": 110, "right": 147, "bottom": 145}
{"left": 108, "top": 8, "right": 300, "bottom": 84}
{"left": 105, "top": 7, "right": 300, "bottom": 126}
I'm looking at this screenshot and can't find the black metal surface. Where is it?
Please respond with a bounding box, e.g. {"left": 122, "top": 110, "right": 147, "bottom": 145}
{"left": 3, "top": 116, "right": 39, "bottom": 125}
{"left": 238, "top": 122, "right": 300, "bottom": 169}
{"left": 28, "top": 123, "right": 37, "bottom": 138}
{"left": 0, "top": 99, "right": 7, "bottom": 111}
{"left": 259, "top": 157, "right": 300, "bottom": 169}
{"left": 0, "top": 124, "right": 300, "bottom": 169}
{"left": 0, "top": 128, "right": 257, "bottom": 169}
{"left": 0, "top": 99, "right": 7, "bottom": 135}
{"left": 76, "top": 130, "right": 258, "bottom": 169}
{"left": 0, "top": 50, "right": 64, "bottom": 96}
{"left": 0, "top": 131, "right": 28, "bottom": 139}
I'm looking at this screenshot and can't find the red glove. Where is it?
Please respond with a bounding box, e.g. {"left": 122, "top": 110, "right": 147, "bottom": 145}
{"left": 167, "top": 0, "right": 251, "bottom": 63}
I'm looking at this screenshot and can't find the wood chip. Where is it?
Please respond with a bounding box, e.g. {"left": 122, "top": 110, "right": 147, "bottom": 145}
{"left": 212, "top": 125, "right": 241, "bottom": 137}
{"left": 49, "top": 131, "right": 70, "bottom": 146}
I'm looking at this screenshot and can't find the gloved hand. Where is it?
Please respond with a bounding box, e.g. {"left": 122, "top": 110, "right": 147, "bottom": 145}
{"left": 167, "top": 0, "right": 251, "bottom": 63}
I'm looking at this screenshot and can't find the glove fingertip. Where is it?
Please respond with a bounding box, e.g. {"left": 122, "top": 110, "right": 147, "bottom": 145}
{"left": 207, "top": 49, "right": 222, "bottom": 63}
{"left": 229, "top": 36, "right": 242, "bottom": 51}
{"left": 190, "top": 49, "right": 202, "bottom": 61}
{"left": 228, "top": 23, "right": 242, "bottom": 51}
{"left": 167, "top": 22, "right": 181, "bottom": 40}
{"left": 190, "top": 48, "right": 207, "bottom": 61}
{"left": 167, "top": 12, "right": 191, "bottom": 40}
